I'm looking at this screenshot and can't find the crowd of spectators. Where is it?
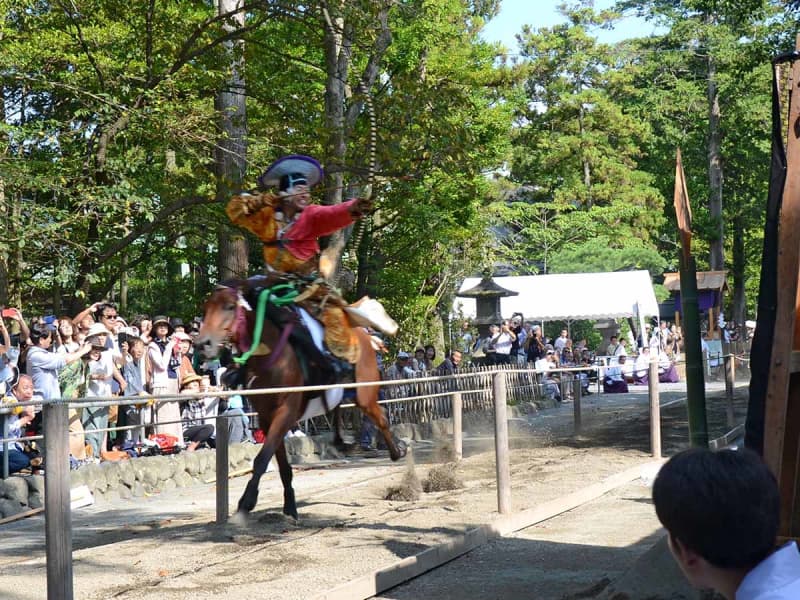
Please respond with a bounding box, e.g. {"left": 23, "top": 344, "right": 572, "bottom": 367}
{"left": 0, "top": 298, "right": 707, "bottom": 474}
{"left": 0, "top": 303, "right": 250, "bottom": 476}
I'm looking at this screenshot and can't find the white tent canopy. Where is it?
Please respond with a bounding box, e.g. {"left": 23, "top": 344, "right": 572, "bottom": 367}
{"left": 454, "top": 271, "right": 659, "bottom": 322}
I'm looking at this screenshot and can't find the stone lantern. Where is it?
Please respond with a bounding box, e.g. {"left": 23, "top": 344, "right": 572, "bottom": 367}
{"left": 457, "top": 274, "right": 519, "bottom": 338}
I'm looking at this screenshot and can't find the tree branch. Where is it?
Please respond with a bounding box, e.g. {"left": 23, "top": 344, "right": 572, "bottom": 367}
{"left": 97, "top": 195, "right": 221, "bottom": 264}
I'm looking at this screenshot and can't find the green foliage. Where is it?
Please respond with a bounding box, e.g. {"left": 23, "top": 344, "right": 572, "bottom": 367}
{"left": 499, "top": 3, "right": 666, "bottom": 276}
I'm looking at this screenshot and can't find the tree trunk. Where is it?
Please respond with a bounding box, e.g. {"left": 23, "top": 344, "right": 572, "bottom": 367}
{"left": 119, "top": 251, "right": 129, "bottom": 314}
{"left": 215, "top": 0, "right": 249, "bottom": 281}
{"left": 0, "top": 86, "right": 7, "bottom": 306}
{"left": 707, "top": 49, "right": 725, "bottom": 270}
{"left": 321, "top": 2, "right": 350, "bottom": 284}
{"left": 0, "top": 176, "right": 7, "bottom": 307}
{"left": 732, "top": 212, "right": 746, "bottom": 325}
{"left": 579, "top": 103, "right": 591, "bottom": 207}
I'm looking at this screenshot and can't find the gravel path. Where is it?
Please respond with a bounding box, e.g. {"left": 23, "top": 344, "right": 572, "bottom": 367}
{"left": 0, "top": 381, "right": 746, "bottom": 600}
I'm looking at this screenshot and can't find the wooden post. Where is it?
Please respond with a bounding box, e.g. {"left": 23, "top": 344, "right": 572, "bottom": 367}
{"left": 492, "top": 370, "right": 511, "bottom": 515}
{"left": 764, "top": 34, "right": 800, "bottom": 540}
{"left": 43, "top": 402, "right": 73, "bottom": 600}
{"left": 215, "top": 414, "right": 230, "bottom": 524}
{"left": 2, "top": 414, "right": 9, "bottom": 479}
{"left": 649, "top": 357, "right": 662, "bottom": 459}
{"left": 452, "top": 392, "right": 463, "bottom": 462}
{"left": 724, "top": 354, "right": 736, "bottom": 427}
{"left": 572, "top": 375, "right": 582, "bottom": 435}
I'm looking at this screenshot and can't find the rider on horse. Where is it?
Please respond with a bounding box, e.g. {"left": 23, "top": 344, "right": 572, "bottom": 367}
{"left": 225, "top": 155, "right": 396, "bottom": 374}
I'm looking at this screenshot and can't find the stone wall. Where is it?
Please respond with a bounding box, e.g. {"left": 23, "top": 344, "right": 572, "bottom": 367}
{"left": 0, "top": 474, "right": 44, "bottom": 519}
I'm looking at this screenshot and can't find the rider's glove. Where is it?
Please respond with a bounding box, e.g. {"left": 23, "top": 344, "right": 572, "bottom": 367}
{"left": 348, "top": 197, "right": 373, "bottom": 218}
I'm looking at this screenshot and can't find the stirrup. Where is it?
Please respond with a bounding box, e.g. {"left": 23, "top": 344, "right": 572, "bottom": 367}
{"left": 326, "top": 354, "right": 354, "bottom": 384}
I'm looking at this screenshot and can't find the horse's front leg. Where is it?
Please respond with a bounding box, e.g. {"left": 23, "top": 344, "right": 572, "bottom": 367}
{"left": 274, "top": 441, "right": 296, "bottom": 519}
{"left": 237, "top": 405, "right": 295, "bottom": 515}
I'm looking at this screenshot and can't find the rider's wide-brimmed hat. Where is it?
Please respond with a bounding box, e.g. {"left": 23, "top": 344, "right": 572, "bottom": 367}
{"left": 258, "top": 155, "right": 324, "bottom": 192}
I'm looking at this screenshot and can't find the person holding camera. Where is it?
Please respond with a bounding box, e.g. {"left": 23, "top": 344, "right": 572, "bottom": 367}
{"left": 26, "top": 323, "right": 93, "bottom": 401}
{"left": 492, "top": 320, "right": 516, "bottom": 365}
{"left": 509, "top": 314, "right": 526, "bottom": 366}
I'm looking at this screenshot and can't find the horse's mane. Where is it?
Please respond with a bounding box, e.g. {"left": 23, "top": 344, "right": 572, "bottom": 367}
{"left": 216, "top": 277, "right": 245, "bottom": 290}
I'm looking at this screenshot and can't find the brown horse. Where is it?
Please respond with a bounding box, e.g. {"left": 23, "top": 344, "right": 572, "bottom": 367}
{"left": 196, "top": 278, "right": 407, "bottom": 519}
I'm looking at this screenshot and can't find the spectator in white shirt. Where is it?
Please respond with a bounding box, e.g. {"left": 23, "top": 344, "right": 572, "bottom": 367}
{"left": 492, "top": 320, "right": 516, "bottom": 365}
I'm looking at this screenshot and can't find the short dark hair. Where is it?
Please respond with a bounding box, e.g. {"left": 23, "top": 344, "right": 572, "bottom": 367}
{"left": 98, "top": 302, "right": 117, "bottom": 317}
{"left": 30, "top": 324, "right": 52, "bottom": 345}
{"left": 652, "top": 448, "right": 779, "bottom": 569}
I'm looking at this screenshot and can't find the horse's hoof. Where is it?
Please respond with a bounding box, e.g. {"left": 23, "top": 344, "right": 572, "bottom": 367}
{"left": 230, "top": 510, "right": 249, "bottom": 527}
{"left": 283, "top": 507, "right": 299, "bottom": 520}
{"left": 391, "top": 439, "right": 408, "bottom": 461}
{"left": 237, "top": 497, "right": 256, "bottom": 514}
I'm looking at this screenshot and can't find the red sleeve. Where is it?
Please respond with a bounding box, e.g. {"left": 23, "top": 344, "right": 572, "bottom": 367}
{"left": 294, "top": 199, "right": 357, "bottom": 239}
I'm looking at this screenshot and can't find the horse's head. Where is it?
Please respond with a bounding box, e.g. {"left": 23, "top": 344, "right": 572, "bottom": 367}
{"left": 196, "top": 282, "right": 245, "bottom": 359}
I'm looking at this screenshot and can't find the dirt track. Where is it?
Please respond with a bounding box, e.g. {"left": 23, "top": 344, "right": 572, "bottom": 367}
{"left": 0, "top": 383, "right": 746, "bottom": 600}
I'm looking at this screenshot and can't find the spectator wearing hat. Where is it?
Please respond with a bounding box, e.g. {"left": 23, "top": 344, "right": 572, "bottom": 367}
{"left": 82, "top": 322, "right": 126, "bottom": 456}
{"left": 0, "top": 372, "right": 37, "bottom": 474}
{"left": 147, "top": 316, "right": 182, "bottom": 440}
{"left": 384, "top": 352, "right": 415, "bottom": 399}
{"left": 180, "top": 374, "right": 215, "bottom": 452}
{"left": 172, "top": 331, "right": 197, "bottom": 383}
{"left": 170, "top": 317, "right": 185, "bottom": 335}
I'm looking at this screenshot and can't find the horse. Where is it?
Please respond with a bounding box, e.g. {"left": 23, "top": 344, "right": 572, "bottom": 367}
{"left": 195, "top": 278, "right": 407, "bottom": 519}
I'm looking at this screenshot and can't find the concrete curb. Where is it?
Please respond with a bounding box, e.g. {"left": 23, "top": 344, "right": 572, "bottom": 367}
{"left": 313, "top": 459, "right": 665, "bottom": 600}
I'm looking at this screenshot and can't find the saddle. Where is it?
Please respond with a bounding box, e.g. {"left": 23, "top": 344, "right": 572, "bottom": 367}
{"left": 240, "top": 274, "right": 353, "bottom": 394}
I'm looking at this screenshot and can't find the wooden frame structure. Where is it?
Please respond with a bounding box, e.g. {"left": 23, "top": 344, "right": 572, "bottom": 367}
{"left": 763, "top": 37, "right": 800, "bottom": 542}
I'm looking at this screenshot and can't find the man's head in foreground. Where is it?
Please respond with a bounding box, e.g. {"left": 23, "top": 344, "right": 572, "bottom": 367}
{"left": 652, "top": 447, "right": 779, "bottom": 598}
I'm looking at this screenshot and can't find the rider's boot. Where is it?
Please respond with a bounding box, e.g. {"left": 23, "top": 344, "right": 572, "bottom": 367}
{"left": 329, "top": 355, "right": 354, "bottom": 384}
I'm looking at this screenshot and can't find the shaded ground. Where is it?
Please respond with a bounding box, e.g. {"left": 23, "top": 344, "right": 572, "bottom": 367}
{"left": 0, "top": 382, "right": 745, "bottom": 600}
